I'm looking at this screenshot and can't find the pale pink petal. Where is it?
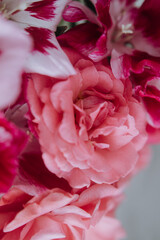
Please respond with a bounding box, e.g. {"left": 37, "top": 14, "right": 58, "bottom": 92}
{"left": 0, "top": 187, "right": 98, "bottom": 240}
{"left": 68, "top": 169, "right": 90, "bottom": 188}
{"left": 85, "top": 216, "right": 125, "bottom": 240}
{"left": 4, "top": 189, "right": 77, "bottom": 232}
{"left": 76, "top": 184, "right": 120, "bottom": 207}
{"left": 0, "top": 17, "right": 31, "bottom": 109}
{"left": 20, "top": 217, "right": 66, "bottom": 240}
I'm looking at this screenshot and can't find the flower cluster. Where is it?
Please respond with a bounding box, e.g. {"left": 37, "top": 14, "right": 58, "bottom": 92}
{"left": 0, "top": 0, "right": 158, "bottom": 239}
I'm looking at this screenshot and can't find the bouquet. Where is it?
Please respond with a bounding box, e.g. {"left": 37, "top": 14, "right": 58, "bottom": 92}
{"left": 0, "top": 0, "right": 159, "bottom": 239}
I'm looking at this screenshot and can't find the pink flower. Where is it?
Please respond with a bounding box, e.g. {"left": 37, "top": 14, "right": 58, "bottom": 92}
{"left": 0, "top": 16, "right": 31, "bottom": 109}
{"left": 62, "top": 0, "right": 160, "bottom": 61}
{"left": 0, "top": 183, "right": 121, "bottom": 239}
{"left": 0, "top": 113, "right": 27, "bottom": 193}
{"left": 0, "top": 0, "right": 75, "bottom": 78}
{"left": 27, "top": 47, "right": 147, "bottom": 188}
{"left": 111, "top": 51, "right": 160, "bottom": 143}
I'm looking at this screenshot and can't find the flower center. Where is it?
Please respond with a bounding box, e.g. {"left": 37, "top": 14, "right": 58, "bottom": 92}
{"left": 111, "top": 23, "right": 134, "bottom": 49}
{"left": 74, "top": 88, "right": 116, "bottom": 132}
{"left": 0, "top": 3, "right": 9, "bottom": 18}
{"left": 0, "top": 2, "right": 27, "bottom": 19}
{"left": 0, "top": 2, "right": 16, "bottom": 19}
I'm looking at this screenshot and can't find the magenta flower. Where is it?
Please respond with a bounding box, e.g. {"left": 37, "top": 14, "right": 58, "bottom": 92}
{"left": 111, "top": 51, "right": 160, "bottom": 143}
{"left": 62, "top": 0, "right": 160, "bottom": 61}
{"left": 0, "top": 113, "right": 27, "bottom": 193}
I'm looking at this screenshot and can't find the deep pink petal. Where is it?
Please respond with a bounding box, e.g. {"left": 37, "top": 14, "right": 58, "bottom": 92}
{"left": 95, "top": 0, "right": 111, "bottom": 28}
{"left": 26, "top": 0, "right": 57, "bottom": 20}
{"left": 26, "top": 27, "right": 56, "bottom": 53}
{"left": 58, "top": 22, "right": 106, "bottom": 61}
{"left": 134, "top": 0, "right": 160, "bottom": 56}
{"left": 146, "top": 124, "right": 160, "bottom": 144}
{"left": 63, "top": 1, "right": 99, "bottom": 24}
{"left": 19, "top": 138, "right": 72, "bottom": 192}
{"left": 0, "top": 114, "right": 27, "bottom": 193}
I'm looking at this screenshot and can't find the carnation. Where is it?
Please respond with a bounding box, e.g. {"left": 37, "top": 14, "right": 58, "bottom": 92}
{"left": 0, "top": 0, "right": 159, "bottom": 239}
{"left": 111, "top": 50, "right": 160, "bottom": 143}
{"left": 27, "top": 47, "right": 147, "bottom": 188}
{"left": 0, "top": 183, "right": 123, "bottom": 239}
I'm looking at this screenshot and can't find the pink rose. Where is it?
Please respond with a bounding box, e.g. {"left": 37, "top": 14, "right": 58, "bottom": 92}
{"left": 0, "top": 183, "right": 121, "bottom": 239}
{"left": 27, "top": 47, "right": 147, "bottom": 188}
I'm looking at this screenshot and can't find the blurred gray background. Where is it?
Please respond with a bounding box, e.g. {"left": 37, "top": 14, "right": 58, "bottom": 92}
{"left": 117, "top": 145, "right": 160, "bottom": 240}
